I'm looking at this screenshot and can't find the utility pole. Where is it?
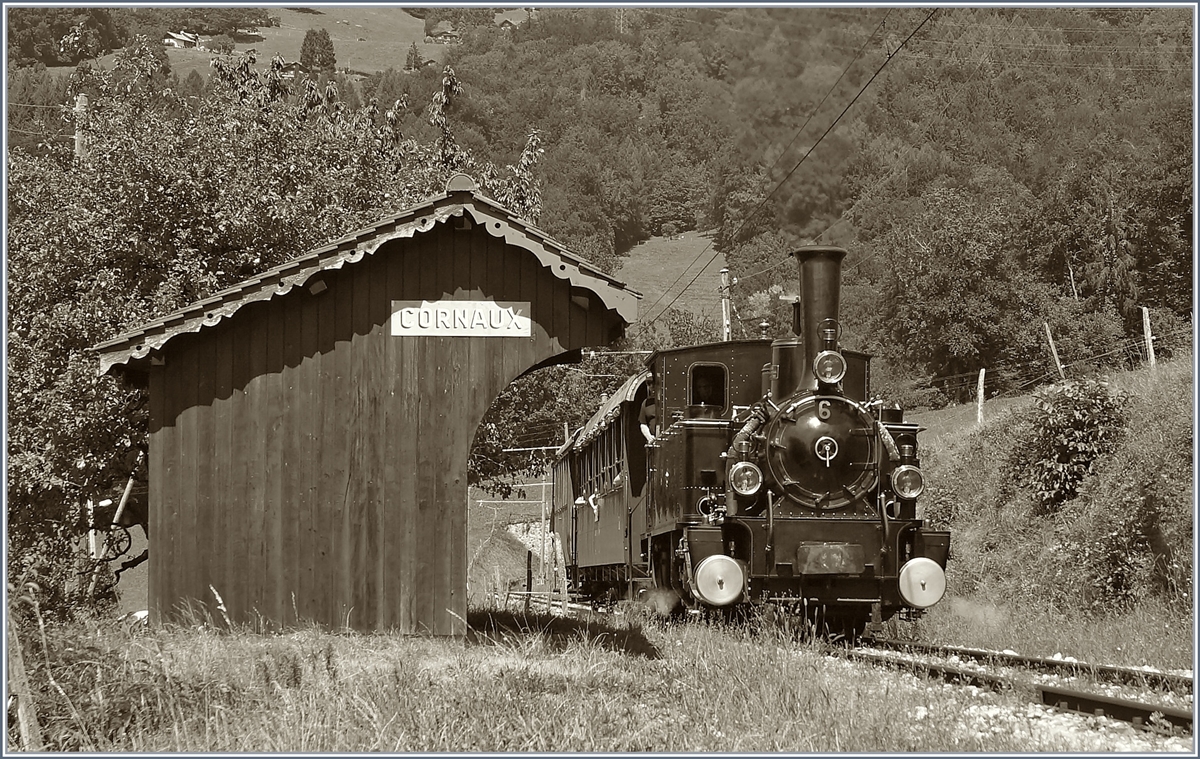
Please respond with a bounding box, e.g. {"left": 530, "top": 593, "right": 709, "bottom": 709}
{"left": 615, "top": 7, "right": 626, "bottom": 34}
{"left": 720, "top": 267, "right": 731, "bottom": 342}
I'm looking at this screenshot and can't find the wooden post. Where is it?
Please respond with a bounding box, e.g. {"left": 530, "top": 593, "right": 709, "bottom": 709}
{"left": 555, "top": 533, "right": 569, "bottom": 614}
{"left": 524, "top": 550, "right": 532, "bottom": 614}
{"left": 976, "top": 368, "right": 986, "bottom": 425}
{"left": 87, "top": 499, "right": 101, "bottom": 559}
{"left": 6, "top": 622, "right": 44, "bottom": 751}
{"left": 1044, "top": 322, "right": 1065, "bottom": 380}
{"left": 1142, "top": 307, "right": 1156, "bottom": 369}
{"left": 74, "top": 93, "right": 87, "bottom": 160}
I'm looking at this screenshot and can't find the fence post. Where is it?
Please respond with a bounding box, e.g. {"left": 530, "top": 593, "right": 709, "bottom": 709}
{"left": 524, "top": 550, "right": 532, "bottom": 614}
{"left": 6, "top": 621, "right": 43, "bottom": 751}
{"left": 1142, "top": 306, "right": 1157, "bottom": 369}
{"left": 74, "top": 92, "right": 88, "bottom": 160}
{"left": 1044, "top": 322, "right": 1065, "bottom": 380}
{"left": 976, "top": 368, "right": 986, "bottom": 425}
{"left": 555, "top": 534, "right": 569, "bottom": 614}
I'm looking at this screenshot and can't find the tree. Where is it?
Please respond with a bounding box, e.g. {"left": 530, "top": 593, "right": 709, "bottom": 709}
{"left": 300, "top": 28, "right": 336, "bottom": 72}
{"left": 5, "top": 67, "right": 72, "bottom": 154}
{"left": 111, "top": 8, "right": 274, "bottom": 39}
{"left": 7, "top": 7, "right": 127, "bottom": 67}
{"left": 856, "top": 174, "right": 1040, "bottom": 397}
{"left": 208, "top": 34, "right": 235, "bottom": 54}
{"left": 405, "top": 42, "right": 421, "bottom": 71}
{"left": 7, "top": 41, "right": 543, "bottom": 617}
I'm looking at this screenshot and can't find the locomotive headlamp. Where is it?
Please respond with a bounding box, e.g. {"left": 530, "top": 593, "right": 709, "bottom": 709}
{"left": 813, "top": 350, "right": 847, "bottom": 384}
{"left": 898, "top": 557, "right": 946, "bottom": 608}
{"left": 891, "top": 464, "right": 925, "bottom": 500}
{"left": 729, "top": 461, "right": 763, "bottom": 497}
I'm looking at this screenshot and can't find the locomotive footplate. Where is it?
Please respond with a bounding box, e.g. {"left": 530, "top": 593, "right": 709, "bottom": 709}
{"left": 753, "top": 577, "right": 903, "bottom": 611}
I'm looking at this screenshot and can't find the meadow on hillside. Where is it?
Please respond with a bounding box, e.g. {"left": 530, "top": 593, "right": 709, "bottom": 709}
{"left": 158, "top": 7, "right": 440, "bottom": 81}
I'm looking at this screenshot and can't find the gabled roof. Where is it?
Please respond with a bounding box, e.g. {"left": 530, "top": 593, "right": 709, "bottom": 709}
{"left": 92, "top": 176, "right": 641, "bottom": 376}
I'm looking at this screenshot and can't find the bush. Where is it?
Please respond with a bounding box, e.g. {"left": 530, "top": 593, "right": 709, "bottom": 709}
{"left": 1060, "top": 358, "right": 1194, "bottom": 612}
{"left": 922, "top": 358, "right": 1191, "bottom": 616}
{"left": 1012, "top": 378, "right": 1126, "bottom": 514}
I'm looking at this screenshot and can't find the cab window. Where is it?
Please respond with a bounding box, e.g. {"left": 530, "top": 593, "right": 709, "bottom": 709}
{"left": 689, "top": 364, "right": 727, "bottom": 410}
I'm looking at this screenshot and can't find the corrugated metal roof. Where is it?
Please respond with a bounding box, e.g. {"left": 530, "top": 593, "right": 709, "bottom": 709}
{"left": 91, "top": 181, "right": 641, "bottom": 376}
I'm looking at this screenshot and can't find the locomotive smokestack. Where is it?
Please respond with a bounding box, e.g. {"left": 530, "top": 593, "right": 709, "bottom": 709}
{"left": 793, "top": 246, "right": 847, "bottom": 389}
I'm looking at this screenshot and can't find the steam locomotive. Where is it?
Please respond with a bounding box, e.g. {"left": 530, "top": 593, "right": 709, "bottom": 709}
{"left": 551, "top": 246, "right": 950, "bottom": 637}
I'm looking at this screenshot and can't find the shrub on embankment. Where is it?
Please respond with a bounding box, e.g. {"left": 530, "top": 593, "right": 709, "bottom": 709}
{"left": 921, "top": 352, "right": 1193, "bottom": 617}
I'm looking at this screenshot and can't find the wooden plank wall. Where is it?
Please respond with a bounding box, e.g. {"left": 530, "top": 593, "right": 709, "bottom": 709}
{"left": 147, "top": 224, "right": 620, "bottom": 634}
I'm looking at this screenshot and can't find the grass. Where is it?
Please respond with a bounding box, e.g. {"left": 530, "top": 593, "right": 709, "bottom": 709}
{"left": 101, "top": 8, "right": 471, "bottom": 83}
{"left": 907, "top": 352, "right": 1194, "bottom": 672}
{"left": 903, "top": 596, "right": 1193, "bottom": 672}
{"left": 466, "top": 483, "right": 558, "bottom": 605}
{"left": 615, "top": 230, "right": 725, "bottom": 324}
{"left": 16, "top": 606, "right": 1178, "bottom": 753}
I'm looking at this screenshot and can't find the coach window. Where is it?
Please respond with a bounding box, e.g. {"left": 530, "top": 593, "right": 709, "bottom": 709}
{"left": 689, "top": 363, "right": 727, "bottom": 410}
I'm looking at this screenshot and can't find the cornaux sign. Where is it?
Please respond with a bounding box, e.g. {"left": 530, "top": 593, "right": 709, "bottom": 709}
{"left": 390, "top": 300, "right": 532, "bottom": 337}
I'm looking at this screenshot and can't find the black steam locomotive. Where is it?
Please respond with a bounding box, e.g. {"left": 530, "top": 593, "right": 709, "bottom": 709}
{"left": 551, "top": 246, "right": 950, "bottom": 637}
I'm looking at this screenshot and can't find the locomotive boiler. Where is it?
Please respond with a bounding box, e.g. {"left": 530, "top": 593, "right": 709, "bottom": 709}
{"left": 551, "top": 246, "right": 950, "bottom": 637}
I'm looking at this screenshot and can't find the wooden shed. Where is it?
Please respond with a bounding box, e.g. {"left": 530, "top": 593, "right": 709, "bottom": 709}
{"left": 92, "top": 176, "right": 639, "bottom": 635}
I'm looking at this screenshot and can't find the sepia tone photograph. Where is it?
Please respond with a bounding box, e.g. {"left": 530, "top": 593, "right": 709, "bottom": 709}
{"left": 5, "top": 3, "right": 1193, "bottom": 752}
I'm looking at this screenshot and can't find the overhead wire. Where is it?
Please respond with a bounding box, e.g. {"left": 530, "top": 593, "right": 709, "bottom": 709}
{"left": 7, "top": 127, "right": 73, "bottom": 137}
{"left": 636, "top": 8, "right": 905, "bottom": 329}
{"left": 896, "top": 324, "right": 1190, "bottom": 398}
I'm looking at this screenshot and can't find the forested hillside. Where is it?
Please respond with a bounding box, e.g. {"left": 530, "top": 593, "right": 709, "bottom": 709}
{"left": 433, "top": 7, "right": 1191, "bottom": 405}
{"left": 5, "top": 7, "right": 1192, "bottom": 617}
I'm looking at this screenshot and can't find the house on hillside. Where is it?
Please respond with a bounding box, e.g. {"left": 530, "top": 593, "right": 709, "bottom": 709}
{"left": 278, "top": 61, "right": 310, "bottom": 79}
{"left": 427, "top": 20, "right": 461, "bottom": 44}
{"left": 163, "top": 31, "right": 201, "bottom": 49}
{"left": 498, "top": 19, "right": 516, "bottom": 31}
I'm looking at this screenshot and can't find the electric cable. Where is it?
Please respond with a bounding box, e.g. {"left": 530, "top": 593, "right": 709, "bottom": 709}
{"left": 640, "top": 9, "right": 940, "bottom": 331}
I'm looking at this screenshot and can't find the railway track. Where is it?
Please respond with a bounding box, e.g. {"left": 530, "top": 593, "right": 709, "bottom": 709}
{"left": 867, "top": 638, "right": 1194, "bottom": 692}
{"left": 509, "top": 596, "right": 1193, "bottom": 736}
{"left": 840, "top": 640, "right": 1193, "bottom": 735}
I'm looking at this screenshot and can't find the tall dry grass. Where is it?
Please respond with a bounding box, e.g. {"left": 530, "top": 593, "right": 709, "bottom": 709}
{"left": 13, "top": 604, "right": 1175, "bottom": 753}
